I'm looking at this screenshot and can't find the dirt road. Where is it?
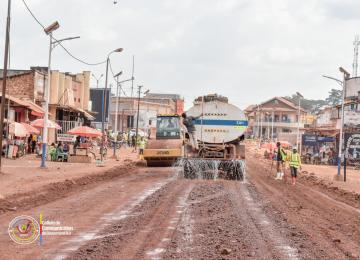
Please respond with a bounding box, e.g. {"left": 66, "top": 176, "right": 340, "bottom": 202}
{"left": 1, "top": 153, "right": 360, "bottom": 259}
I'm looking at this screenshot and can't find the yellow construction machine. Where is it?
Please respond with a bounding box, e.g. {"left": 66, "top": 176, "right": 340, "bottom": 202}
{"left": 143, "top": 114, "right": 184, "bottom": 167}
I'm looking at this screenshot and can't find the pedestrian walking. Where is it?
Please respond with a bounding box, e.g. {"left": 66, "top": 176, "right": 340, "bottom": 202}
{"left": 275, "top": 142, "right": 287, "bottom": 180}
{"left": 288, "top": 147, "right": 301, "bottom": 186}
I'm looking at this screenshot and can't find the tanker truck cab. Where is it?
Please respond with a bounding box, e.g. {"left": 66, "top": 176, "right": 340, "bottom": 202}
{"left": 144, "top": 114, "right": 184, "bottom": 167}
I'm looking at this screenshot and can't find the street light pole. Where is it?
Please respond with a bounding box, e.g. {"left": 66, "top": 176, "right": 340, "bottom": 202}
{"left": 323, "top": 70, "right": 350, "bottom": 177}
{"left": 135, "top": 85, "right": 143, "bottom": 151}
{"left": 112, "top": 71, "right": 122, "bottom": 158}
{"left": 296, "top": 92, "right": 304, "bottom": 152}
{"left": 40, "top": 22, "right": 79, "bottom": 168}
{"left": 338, "top": 67, "right": 350, "bottom": 177}
{"left": 41, "top": 21, "right": 60, "bottom": 168}
{"left": 0, "top": 0, "right": 11, "bottom": 170}
{"left": 100, "top": 48, "right": 123, "bottom": 163}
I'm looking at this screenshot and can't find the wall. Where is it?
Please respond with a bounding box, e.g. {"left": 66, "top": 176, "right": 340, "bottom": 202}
{"left": 0, "top": 72, "right": 35, "bottom": 100}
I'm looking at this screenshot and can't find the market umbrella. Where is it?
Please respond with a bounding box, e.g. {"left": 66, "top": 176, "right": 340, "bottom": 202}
{"left": 21, "top": 123, "right": 40, "bottom": 134}
{"left": 30, "top": 119, "right": 61, "bottom": 130}
{"left": 279, "top": 140, "right": 292, "bottom": 148}
{"left": 261, "top": 142, "right": 277, "bottom": 151}
{"left": 67, "top": 126, "right": 102, "bottom": 138}
{"left": 9, "top": 122, "right": 28, "bottom": 137}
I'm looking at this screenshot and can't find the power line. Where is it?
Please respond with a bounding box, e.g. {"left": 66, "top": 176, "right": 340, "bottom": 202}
{"left": 21, "top": 0, "right": 106, "bottom": 66}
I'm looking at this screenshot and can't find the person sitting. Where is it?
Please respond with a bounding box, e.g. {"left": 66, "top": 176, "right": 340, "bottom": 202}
{"left": 49, "top": 143, "right": 57, "bottom": 161}
{"left": 63, "top": 143, "right": 69, "bottom": 153}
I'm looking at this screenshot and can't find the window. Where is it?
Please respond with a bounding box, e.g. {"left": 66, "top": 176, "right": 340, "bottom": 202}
{"left": 15, "top": 111, "right": 21, "bottom": 122}
{"left": 156, "top": 116, "right": 181, "bottom": 139}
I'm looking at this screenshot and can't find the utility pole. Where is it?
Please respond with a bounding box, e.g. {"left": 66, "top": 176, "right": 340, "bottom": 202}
{"left": 338, "top": 67, "right": 350, "bottom": 177}
{"left": 296, "top": 92, "right": 304, "bottom": 153}
{"left": 112, "top": 71, "right": 122, "bottom": 158}
{"left": 135, "top": 85, "right": 143, "bottom": 150}
{"left": 271, "top": 110, "right": 274, "bottom": 141}
{"left": 0, "top": 0, "right": 11, "bottom": 170}
{"left": 101, "top": 48, "right": 123, "bottom": 163}
{"left": 92, "top": 73, "right": 103, "bottom": 88}
{"left": 353, "top": 35, "right": 360, "bottom": 77}
{"left": 131, "top": 55, "right": 135, "bottom": 98}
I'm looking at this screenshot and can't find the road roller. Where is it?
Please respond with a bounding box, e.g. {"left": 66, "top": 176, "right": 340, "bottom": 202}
{"left": 143, "top": 114, "right": 184, "bottom": 167}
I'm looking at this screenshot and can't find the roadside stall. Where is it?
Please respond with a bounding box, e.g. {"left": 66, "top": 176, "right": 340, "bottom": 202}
{"left": 67, "top": 126, "right": 102, "bottom": 163}
{"left": 30, "top": 118, "right": 61, "bottom": 157}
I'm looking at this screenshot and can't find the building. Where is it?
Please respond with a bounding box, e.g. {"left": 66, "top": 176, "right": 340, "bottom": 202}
{"left": 143, "top": 93, "right": 184, "bottom": 114}
{"left": 89, "top": 88, "right": 111, "bottom": 129}
{"left": 109, "top": 93, "right": 179, "bottom": 132}
{"left": 0, "top": 67, "right": 94, "bottom": 143}
{"left": 246, "top": 97, "right": 307, "bottom": 144}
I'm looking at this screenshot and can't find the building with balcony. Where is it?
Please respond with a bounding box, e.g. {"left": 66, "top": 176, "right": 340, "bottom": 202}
{"left": 246, "top": 97, "right": 307, "bottom": 144}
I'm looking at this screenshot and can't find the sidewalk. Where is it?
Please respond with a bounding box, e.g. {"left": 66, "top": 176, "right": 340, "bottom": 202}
{"left": 0, "top": 147, "right": 139, "bottom": 199}
{"left": 302, "top": 164, "right": 360, "bottom": 194}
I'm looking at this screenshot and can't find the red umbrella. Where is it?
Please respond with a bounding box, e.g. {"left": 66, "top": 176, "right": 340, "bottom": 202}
{"left": 21, "top": 123, "right": 40, "bottom": 134}
{"left": 279, "top": 140, "right": 292, "bottom": 148}
{"left": 67, "top": 126, "right": 102, "bottom": 138}
{"left": 261, "top": 142, "right": 277, "bottom": 151}
{"left": 30, "top": 119, "right": 61, "bottom": 130}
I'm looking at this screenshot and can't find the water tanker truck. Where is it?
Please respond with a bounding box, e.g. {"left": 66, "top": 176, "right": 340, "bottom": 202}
{"left": 179, "top": 94, "right": 248, "bottom": 180}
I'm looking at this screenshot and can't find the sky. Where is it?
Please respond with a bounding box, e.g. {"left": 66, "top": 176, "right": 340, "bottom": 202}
{"left": 0, "top": 0, "right": 359, "bottom": 110}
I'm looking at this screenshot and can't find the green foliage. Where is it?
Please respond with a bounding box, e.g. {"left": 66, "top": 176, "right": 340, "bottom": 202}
{"left": 325, "top": 89, "right": 342, "bottom": 106}
{"left": 285, "top": 88, "right": 342, "bottom": 114}
{"left": 284, "top": 94, "right": 327, "bottom": 114}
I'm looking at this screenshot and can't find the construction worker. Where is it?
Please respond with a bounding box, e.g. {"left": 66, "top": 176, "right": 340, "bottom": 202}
{"left": 288, "top": 147, "right": 301, "bottom": 186}
{"left": 181, "top": 112, "right": 202, "bottom": 150}
{"left": 275, "top": 142, "right": 287, "bottom": 180}
{"left": 138, "top": 137, "right": 146, "bottom": 159}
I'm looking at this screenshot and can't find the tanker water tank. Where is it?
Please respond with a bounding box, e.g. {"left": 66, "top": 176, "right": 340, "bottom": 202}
{"left": 186, "top": 97, "right": 248, "bottom": 144}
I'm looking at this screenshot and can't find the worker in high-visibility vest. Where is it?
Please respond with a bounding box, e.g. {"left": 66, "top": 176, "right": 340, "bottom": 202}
{"left": 288, "top": 147, "right": 302, "bottom": 186}
{"left": 138, "top": 137, "right": 146, "bottom": 160}
{"left": 275, "top": 142, "right": 287, "bottom": 180}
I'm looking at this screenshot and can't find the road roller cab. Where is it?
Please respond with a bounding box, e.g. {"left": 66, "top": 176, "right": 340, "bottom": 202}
{"left": 143, "top": 114, "right": 184, "bottom": 167}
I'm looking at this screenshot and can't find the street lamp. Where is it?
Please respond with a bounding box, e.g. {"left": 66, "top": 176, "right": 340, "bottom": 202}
{"left": 338, "top": 67, "right": 350, "bottom": 177}
{"left": 134, "top": 86, "right": 149, "bottom": 150}
{"left": 112, "top": 70, "right": 122, "bottom": 158}
{"left": 296, "top": 91, "right": 304, "bottom": 152}
{"left": 322, "top": 68, "right": 350, "bottom": 177}
{"left": 101, "top": 48, "right": 123, "bottom": 163}
{"left": 40, "top": 21, "right": 80, "bottom": 168}
{"left": 92, "top": 73, "right": 104, "bottom": 88}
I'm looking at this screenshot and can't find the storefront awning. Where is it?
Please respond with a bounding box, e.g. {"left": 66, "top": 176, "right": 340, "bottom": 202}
{"left": 0, "top": 93, "right": 45, "bottom": 117}
{"left": 69, "top": 106, "right": 95, "bottom": 121}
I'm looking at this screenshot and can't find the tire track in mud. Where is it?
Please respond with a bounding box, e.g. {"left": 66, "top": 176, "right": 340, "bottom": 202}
{"left": 66, "top": 179, "right": 194, "bottom": 260}
{"left": 247, "top": 152, "right": 360, "bottom": 259}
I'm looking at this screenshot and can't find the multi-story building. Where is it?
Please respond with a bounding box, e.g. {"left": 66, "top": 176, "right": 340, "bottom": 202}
{"left": 109, "top": 94, "right": 179, "bottom": 132}
{"left": 246, "top": 97, "right": 307, "bottom": 144}
{"left": 0, "top": 67, "right": 94, "bottom": 143}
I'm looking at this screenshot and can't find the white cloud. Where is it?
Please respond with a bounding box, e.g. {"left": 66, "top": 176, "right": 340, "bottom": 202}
{"left": 0, "top": 0, "right": 358, "bottom": 109}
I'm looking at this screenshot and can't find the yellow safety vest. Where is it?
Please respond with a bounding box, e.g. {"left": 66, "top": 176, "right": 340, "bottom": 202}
{"left": 289, "top": 152, "right": 301, "bottom": 168}
{"left": 139, "top": 140, "right": 146, "bottom": 149}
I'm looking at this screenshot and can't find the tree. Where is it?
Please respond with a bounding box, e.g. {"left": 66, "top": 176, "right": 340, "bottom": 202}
{"left": 325, "top": 89, "right": 342, "bottom": 106}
